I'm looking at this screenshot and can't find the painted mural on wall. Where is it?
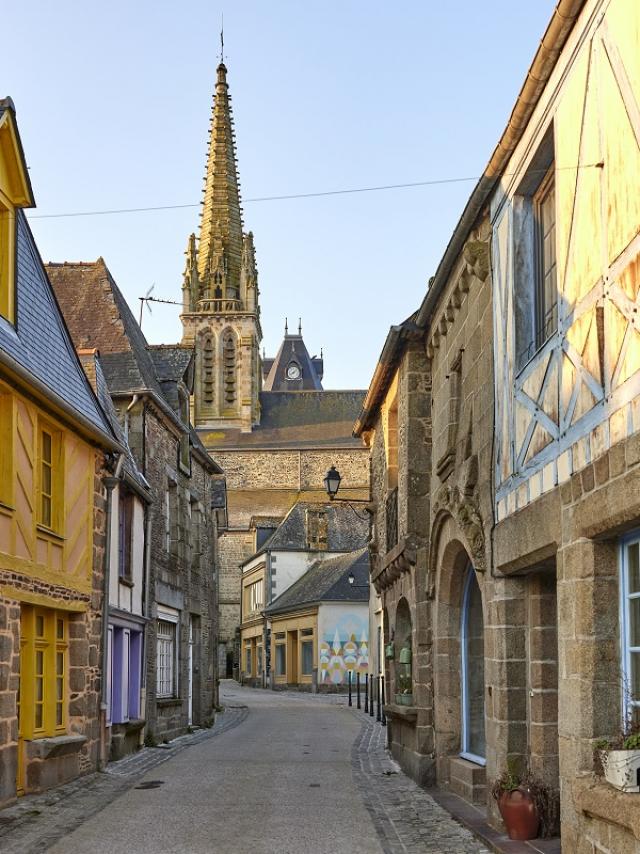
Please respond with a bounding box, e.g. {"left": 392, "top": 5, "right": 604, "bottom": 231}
{"left": 318, "top": 611, "right": 369, "bottom": 685}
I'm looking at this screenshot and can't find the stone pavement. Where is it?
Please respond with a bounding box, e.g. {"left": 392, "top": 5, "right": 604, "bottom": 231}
{"left": 0, "top": 683, "right": 489, "bottom": 854}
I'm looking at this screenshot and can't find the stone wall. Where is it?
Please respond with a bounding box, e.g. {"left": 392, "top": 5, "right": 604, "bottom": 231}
{"left": 126, "top": 399, "right": 218, "bottom": 742}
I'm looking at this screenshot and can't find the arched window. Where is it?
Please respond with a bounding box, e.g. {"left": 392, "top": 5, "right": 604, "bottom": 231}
{"left": 223, "top": 332, "right": 237, "bottom": 406}
{"left": 201, "top": 336, "right": 214, "bottom": 406}
{"left": 395, "top": 598, "right": 413, "bottom": 701}
{"left": 460, "top": 566, "right": 486, "bottom": 764}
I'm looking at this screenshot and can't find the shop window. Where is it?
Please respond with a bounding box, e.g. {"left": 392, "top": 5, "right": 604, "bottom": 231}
{"left": 38, "top": 423, "right": 63, "bottom": 533}
{"left": 621, "top": 535, "right": 640, "bottom": 725}
{"left": 460, "top": 566, "right": 486, "bottom": 764}
{"left": 301, "top": 638, "right": 314, "bottom": 676}
{"left": 245, "top": 643, "right": 252, "bottom": 676}
{"left": 157, "top": 614, "right": 178, "bottom": 698}
{"left": 275, "top": 633, "right": 286, "bottom": 676}
{"left": 19, "top": 606, "right": 68, "bottom": 738}
{"left": 257, "top": 644, "right": 263, "bottom": 676}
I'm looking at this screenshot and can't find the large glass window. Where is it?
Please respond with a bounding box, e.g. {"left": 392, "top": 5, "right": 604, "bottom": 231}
{"left": 621, "top": 536, "right": 640, "bottom": 724}
{"left": 461, "top": 567, "right": 486, "bottom": 764}
{"left": 275, "top": 634, "right": 286, "bottom": 676}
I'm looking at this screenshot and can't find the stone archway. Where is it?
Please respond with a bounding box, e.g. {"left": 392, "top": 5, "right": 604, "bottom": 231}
{"left": 432, "top": 512, "right": 488, "bottom": 804}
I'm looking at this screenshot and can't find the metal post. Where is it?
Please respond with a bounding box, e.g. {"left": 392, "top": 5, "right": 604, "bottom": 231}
{"left": 356, "top": 672, "right": 361, "bottom": 710}
{"left": 380, "top": 675, "right": 386, "bottom": 726}
{"left": 369, "top": 675, "right": 374, "bottom": 717}
{"left": 348, "top": 670, "right": 352, "bottom": 707}
{"left": 364, "top": 673, "right": 369, "bottom": 714}
{"left": 375, "top": 673, "right": 381, "bottom": 722}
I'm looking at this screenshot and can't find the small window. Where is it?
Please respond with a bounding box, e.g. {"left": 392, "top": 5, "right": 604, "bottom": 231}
{"left": 621, "top": 536, "right": 640, "bottom": 725}
{"left": 38, "top": 424, "right": 62, "bottom": 532}
{"left": 533, "top": 168, "right": 557, "bottom": 351}
{"left": 157, "top": 618, "right": 177, "bottom": 698}
{"left": 118, "top": 491, "right": 134, "bottom": 581}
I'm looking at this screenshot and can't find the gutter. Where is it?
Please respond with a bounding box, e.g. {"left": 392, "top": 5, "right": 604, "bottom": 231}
{"left": 416, "top": 0, "right": 585, "bottom": 330}
{"left": 0, "top": 351, "right": 123, "bottom": 453}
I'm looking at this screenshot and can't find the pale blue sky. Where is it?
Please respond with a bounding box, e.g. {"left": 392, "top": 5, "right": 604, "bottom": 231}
{"left": 5, "top": 1, "right": 555, "bottom": 389}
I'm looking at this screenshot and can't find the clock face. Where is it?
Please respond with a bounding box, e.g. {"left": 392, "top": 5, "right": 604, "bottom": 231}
{"left": 286, "top": 363, "right": 301, "bottom": 380}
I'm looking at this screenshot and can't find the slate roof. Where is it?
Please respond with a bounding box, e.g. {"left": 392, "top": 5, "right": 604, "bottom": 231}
{"left": 46, "top": 259, "right": 222, "bottom": 473}
{"left": 263, "top": 332, "right": 323, "bottom": 391}
{"left": 203, "top": 390, "right": 367, "bottom": 449}
{"left": 255, "top": 500, "right": 368, "bottom": 556}
{"left": 77, "top": 351, "right": 151, "bottom": 496}
{"left": 265, "top": 547, "right": 370, "bottom": 615}
{"left": 148, "top": 345, "right": 194, "bottom": 410}
{"left": 0, "top": 213, "right": 115, "bottom": 438}
{"left": 46, "top": 260, "right": 165, "bottom": 398}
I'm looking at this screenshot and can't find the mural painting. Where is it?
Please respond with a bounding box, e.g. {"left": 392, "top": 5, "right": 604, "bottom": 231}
{"left": 318, "top": 612, "right": 369, "bottom": 685}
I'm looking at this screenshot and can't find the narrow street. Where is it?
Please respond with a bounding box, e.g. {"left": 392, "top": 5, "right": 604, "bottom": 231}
{"left": 1, "top": 682, "right": 488, "bottom": 854}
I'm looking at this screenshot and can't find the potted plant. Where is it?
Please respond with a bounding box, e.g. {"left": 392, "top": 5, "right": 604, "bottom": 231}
{"left": 595, "top": 722, "right": 640, "bottom": 793}
{"left": 492, "top": 760, "right": 554, "bottom": 841}
{"left": 394, "top": 672, "right": 413, "bottom": 705}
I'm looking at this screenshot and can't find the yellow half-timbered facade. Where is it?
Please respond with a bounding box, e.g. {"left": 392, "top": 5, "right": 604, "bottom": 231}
{"left": 0, "top": 98, "right": 118, "bottom": 805}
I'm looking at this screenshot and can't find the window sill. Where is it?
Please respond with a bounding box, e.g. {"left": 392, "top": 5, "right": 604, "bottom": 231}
{"left": 575, "top": 778, "right": 640, "bottom": 840}
{"left": 0, "top": 500, "right": 15, "bottom": 516}
{"left": 156, "top": 697, "right": 182, "bottom": 708}
{"left": 25, "top": 733, "right": 87, "bottom": 760}
{"left": 36, "top": 524, "right": 65, "bottom": 542}
{"left": 118, "top": 577, "right": 134, "bottom": 589}
{"left": 383, "top": 703, "right": 418, "bottom": 723}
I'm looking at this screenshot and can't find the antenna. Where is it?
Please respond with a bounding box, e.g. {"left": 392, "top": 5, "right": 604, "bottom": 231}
{"left": 220, "top": 14, "right": 224, "bottom": 63}
{"left": 137, "top": 289, "right": 182, "bottom": 331}
{"left": 298, "top": 317, "right": 302, "bottom": 336}
{"left": 285, "top": 317, "right": 288, "bottom": 335}
{"left": 139, "top": 283, "right": 155, "bottom": 326}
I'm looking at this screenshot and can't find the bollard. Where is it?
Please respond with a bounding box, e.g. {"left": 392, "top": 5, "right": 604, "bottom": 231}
{"left": 364, "top": 673, "right": 369, "bottom": 714}
{"left": 380, "top": 675, "right": 386, "bottom": 726}
{"left": 369, "top": 675, "right": 374, "bottom": 717}
{"left": 348, "top": 670, "right": 352, "bottom": 707}
{"left": 375, "top": 673, "right": 381, "bottom": 722}
{"left": 356, "top": 672, "right": 361, "bottom": 710}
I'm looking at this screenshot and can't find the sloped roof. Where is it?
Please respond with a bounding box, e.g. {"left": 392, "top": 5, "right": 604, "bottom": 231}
{"left": 265, "top": 548, "right": 369, "bottom": 615}
{"left": 78, "top": 351, "right": 150, "bottom": 498}
{"left": 46, "top": 259, "right": 164, "bottom": 398}
{"left": 203, "top": 390, "right": 367, "bottom": 450}
{"left": 263, "top": 332, "right": 323, "bottom": 391}
{"left": 0, "top": 213, "right": 115, "bottom": 439}
{"left": 256, "top": 500, "right": 368, "bottom": 556}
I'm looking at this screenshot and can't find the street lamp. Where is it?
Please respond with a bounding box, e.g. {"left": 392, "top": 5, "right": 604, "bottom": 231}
{"left": 348, "top": 570, "right": 369, "bottom": 589}
{"left": 323, "top": 465, "right": 342, "bottom": 499}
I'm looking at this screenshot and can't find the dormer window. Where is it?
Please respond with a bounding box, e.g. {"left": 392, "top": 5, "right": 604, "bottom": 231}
{"left": 286, "top": 362, "right": 301, "bottom": 381}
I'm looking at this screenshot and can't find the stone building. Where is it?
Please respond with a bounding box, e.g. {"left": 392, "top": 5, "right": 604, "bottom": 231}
{"left": 178, "top": 60, "right": 369, "bottom": 675}
{"left": 239, "top": 502, "right": 369, "bottom": 689}
{"left": 0, "top": 100, "right": 120, "bottom": 803}
{"left": 47, "top": 259, "right": 223, "bottom": 743}
{"left": 358, "top": 0, "right": 640, "bottom": 849}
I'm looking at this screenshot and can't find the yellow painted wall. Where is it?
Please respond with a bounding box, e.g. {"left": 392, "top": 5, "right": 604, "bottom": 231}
{"left": 0, "top": 378, "right": 96, "bottom": 597}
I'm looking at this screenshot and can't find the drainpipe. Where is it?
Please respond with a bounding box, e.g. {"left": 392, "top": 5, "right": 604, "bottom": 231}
{"left": 100, "top": 454, "right": 124, "bottom": 769}
{"left": 139, "top": 501, "right": 153, "bottom": 741}
{"left": 124, "top": 394, "right": 139, "bottom": 443}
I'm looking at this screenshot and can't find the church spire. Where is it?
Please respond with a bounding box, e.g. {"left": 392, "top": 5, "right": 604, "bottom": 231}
{"left": 198, "top": 61, "right": 244, "bottom": 298}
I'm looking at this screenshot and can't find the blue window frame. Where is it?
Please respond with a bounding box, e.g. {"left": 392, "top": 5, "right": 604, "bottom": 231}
{"left": 460, "top": 565, "right": 486, "bottom": 765}
{"left": 620, "top": 534, "right": 640, "bottom": 725}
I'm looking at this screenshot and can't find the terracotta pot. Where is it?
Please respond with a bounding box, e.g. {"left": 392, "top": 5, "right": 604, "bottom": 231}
{"left": 498, "top": 788, "right": 540, "bottom": 841}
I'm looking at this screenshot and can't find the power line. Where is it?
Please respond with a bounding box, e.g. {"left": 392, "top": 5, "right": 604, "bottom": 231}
{"left": 27, "top": 162, "right": 604, "bottom": 220}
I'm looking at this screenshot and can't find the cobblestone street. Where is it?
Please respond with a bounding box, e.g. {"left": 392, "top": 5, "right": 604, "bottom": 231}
{"left": 0, "top": 682, "right": 488, "bottom": 854}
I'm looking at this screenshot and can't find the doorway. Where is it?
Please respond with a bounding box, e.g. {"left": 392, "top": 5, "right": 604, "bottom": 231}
{"left": 287, "top": 631, "right": 298, "bottom": 685}
{"left": 460, "top": 566, "right": 486, "bottom": 764}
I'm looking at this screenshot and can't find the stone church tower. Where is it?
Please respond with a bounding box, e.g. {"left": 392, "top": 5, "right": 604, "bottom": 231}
{"left": 181, "top": 62, "right": 261, "bottom": 433}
